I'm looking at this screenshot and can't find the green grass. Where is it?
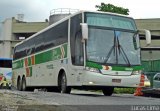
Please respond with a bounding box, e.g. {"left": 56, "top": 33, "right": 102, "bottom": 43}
{"left": 114, "top": 88, "right": 136, "bottom": 94}
{"left": 91, "top": 88, "right": 136, "bottom": 94}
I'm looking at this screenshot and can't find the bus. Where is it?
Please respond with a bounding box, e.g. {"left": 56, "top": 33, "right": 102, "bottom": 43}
{"left": 0, "top": 58, "right": 12, "bottom": 88}
{"left": 12, "top": 11, "right": 151, "bottom": 96}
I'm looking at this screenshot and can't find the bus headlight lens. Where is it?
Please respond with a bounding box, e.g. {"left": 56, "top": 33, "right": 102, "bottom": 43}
{"left": 86, "top": 67, "right": 100, "bottom": 73}
{"left": 132, "top": 70, "right": 142, "bottom": 75}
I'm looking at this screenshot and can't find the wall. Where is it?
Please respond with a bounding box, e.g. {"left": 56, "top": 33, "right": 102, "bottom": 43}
{"left": 0, "top": 18, "right": 12, "bottom": 58}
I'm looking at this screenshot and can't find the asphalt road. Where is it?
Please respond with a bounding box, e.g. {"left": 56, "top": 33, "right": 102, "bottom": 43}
{"left": 30, "top": 89, "right": 160, "bottom": 105}
{"left": 0, "top": 89, "right": 160, "bottom": 111}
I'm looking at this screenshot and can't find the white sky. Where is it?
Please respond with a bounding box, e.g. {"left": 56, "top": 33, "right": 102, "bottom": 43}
{"left": 0, "top": 0, "right": 160, "bottom": 22}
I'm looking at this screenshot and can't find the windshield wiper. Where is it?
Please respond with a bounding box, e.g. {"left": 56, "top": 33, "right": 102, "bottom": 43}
{"left": 104, "top": 31, "right": 131, "bottom": 66}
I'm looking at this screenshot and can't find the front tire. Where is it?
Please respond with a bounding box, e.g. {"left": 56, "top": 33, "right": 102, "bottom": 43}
{"left": 102, "top": 87, "right": 114, "bottom": 96}
{"left": 59, "top": 72, "right": 71, "bottom": 94}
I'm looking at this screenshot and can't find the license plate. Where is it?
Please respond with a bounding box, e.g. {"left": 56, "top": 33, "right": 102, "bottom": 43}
{"left": 112, "top": 79, "right": 121, "bottom": 83}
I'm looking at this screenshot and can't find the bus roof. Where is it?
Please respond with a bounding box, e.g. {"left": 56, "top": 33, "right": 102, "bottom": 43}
{"left": 0, "top": 58, "right": 12, "bottom": 60}
{"left": 14, "top": 10, "right": 134, "bottom": 47}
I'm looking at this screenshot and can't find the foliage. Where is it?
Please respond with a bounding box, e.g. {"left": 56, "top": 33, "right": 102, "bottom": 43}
{"left": 93, "top": 88, "right": 135, "bottom": 94}
{"left": 114, "top": 88, "right": 135, "bottom": 94}
{"left": 95, "top": 3, "right": 129, "bottom": 15}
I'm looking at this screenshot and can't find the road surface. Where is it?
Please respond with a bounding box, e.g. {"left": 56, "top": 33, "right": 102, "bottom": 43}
{"left": 0, "top": 89, "right": 160, "bottom": 111}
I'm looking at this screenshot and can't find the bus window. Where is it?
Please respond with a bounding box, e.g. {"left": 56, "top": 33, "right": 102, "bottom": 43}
{"left": 74, "top": 30, "right": 84, "bottom": 65}
{"left": 26, "top": 39, "right": 35, "bottom": 55}
{"left": 35, "top": 34, "right": 44, "bottom": 53}
{"left": 0, "top": 59, "right": 12, "bottom": 68}
{"left": 70, "top": 14, "right": 83, "bottom": 66}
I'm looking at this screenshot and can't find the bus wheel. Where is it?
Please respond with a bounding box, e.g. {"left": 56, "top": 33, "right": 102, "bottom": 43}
{"left": 21, "top": 77, "right": 26, "bottom": 91}
{"left": 102, "top": 87, "right": 114, "bottom": 96}
{"left": 60, "top": 72, "right": 71, "bottom": 94}
{"left": 17, "top": 78, "right": 21, "bottom": 91}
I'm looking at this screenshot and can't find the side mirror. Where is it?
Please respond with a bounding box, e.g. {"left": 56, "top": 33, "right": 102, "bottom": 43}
{"left": 80, "top": 23, "right": 88, "bottom": 40}
{"left": 138, "top": 29, "right": 151, "bottom": 45}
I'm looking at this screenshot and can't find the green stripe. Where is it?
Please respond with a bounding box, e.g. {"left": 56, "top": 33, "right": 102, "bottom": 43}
{"left": 86, "top": 61, "right": 102, "bottom": 69}
{"left": 29, "top": 67, "right": 32, "bottom": 76}
{"left": 12, "top": 59, "right": 24, "bottom": 69}
{"left": 112, "top": 66, "right": 142, "bottom": 71}
{"left": 86, "top": 61, "right": 142, "bottom": 71}
{"left": 63, "top": 44, "right": 67, "bottom": 58}
{"left": 28, "top": 57, "right": 31, "bottom": 66}
{"left": 35, "top": 47, "right": 62, "bottom": 64}
{"left": 13, "top": 44, "right": 67, "bottom": 69}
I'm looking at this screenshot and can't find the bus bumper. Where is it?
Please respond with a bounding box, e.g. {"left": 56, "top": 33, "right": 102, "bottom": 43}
{"left": 82, "top": 71, "right": 141, "bottom": 87}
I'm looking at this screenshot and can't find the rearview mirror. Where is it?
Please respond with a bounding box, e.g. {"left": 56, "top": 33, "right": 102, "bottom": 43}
{"left": 80, "top": 23, "right": 88, "bottom": 40}
{"left": 138, "top": 29, "right": 151, "bottom": 45}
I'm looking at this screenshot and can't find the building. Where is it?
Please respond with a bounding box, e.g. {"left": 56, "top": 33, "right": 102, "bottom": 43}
{"left": 135, "top": 19, "right": 160, "bottom": 61}
{"left": 136, "top": 19, "right": 160, "bottom": 85}
{"left": 0, "top": 9, "right": 78, "bottom": 58}
{"left": 0, "top": 17, "right": 49, "bottom": 58}
{"left": 1, "top": 14, "right": 160, "bottom": 58}
{"left": 135, "top": 18, "right": 160, "bottom": 47}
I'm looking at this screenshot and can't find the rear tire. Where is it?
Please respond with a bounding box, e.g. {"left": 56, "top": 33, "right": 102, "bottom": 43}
{"left": 21, "top": 77, "right": 26, "bottom": 91}
{"left": 17, "top": 78, "right": 21, "bottom": 91}
{"left": 102, "top": 87, "right": 114, "bottom": 96}
{"left": 59, "top": 72, "right": 71, "bottom": 94}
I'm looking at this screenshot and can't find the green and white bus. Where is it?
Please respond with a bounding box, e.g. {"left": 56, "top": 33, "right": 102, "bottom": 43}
{"left": 12, "top": 11, "right": 151, "bottom": 96}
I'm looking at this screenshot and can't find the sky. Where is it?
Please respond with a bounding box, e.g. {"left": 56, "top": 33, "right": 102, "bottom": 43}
{"left": 0, "top": 0, "right": 160, "bottom": 23}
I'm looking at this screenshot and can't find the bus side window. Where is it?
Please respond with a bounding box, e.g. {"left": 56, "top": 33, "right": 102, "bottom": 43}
{"left": 14, "top": 44, "right": 27, "bottom": 60}
{"left": 26, "top": 39, "right": 35, "bottom": 55}
{"left": 43, "top": 20, "right": 68, "bottom": 50}
{"left": 35, "top": 35, "right": 44, "bottom": 53}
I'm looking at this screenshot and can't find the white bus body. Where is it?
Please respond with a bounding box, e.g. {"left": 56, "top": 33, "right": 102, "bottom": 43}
{"left": 12, "top": 11, "right": 151, "bottom": 95}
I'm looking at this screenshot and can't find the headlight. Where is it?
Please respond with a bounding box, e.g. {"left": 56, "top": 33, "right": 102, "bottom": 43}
{"left": 132, "top": 70, "right": 142, "bottom": 75}
{"left": 86, "top": 67, "right": 101, "bottom": 73}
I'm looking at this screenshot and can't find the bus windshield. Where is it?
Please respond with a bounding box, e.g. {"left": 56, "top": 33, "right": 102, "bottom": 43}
{"left": 85, "top": 12, "right": 140, "bottom": 66}
{"left": 85, "top": 12, "right": 136, "bottom": 30}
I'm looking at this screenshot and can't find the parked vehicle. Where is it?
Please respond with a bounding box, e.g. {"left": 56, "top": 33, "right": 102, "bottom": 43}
{"left": 141, "top": 47, "right": 160, "bottom": 87}
{"left": 153, "top": 73, "right": 160, "bottom": 88}
{"left": 142, "top": 73, "right": 160, "bottom": 97}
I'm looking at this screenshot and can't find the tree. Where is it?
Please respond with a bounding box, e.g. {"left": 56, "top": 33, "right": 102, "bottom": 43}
{"left": 95, "top": 3, "right": 129, "bottom": 15}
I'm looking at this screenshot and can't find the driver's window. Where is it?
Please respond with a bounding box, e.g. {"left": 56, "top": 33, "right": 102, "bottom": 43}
{"left": 75, "top": 31, "right": 83, "bottom": 65}
{"left": 70, "top": 14, "right": 84, "bottom": 66}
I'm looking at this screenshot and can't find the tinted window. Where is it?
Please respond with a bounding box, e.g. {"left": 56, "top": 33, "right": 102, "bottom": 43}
{"left": 14, "top": 42, "right": 27, "bottom": 60}
{"left": 70, "top": 14, "right": 83, "bottom": 66}
{"left": 44, "top": 20, "right": 68, "bottom": 49}
{"left": 0, "top": 60, "right": 12, "bottom": 68}
{"left": 35, "top": 34, "right": 44, "bottom": 53}
{"left": 154, "top": 74, "right": 160, "bottom": 81}
{"left": 13, "top": 20, "right": 68, "bottom": 60}
{"left": 85, "top": 12, "right": 136, "bottom": 30}
{"left": 26, "top": 39, "right": 35, "bottom": 55}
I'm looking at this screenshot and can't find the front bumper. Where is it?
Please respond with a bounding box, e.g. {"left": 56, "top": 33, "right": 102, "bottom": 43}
{"left": 82, "top": 71, "right": 141, "bottom": 87}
